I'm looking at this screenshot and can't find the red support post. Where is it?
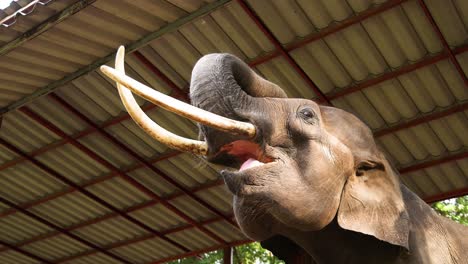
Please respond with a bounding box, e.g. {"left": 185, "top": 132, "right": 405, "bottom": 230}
{"left": 18, "top": 106, "right": 227, "bottom": 246}
{"left": 223, "top": 247, "right": 233, "bottom": 264}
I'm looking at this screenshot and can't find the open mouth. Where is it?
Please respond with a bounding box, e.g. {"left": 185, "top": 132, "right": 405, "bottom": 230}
{"left": 217, "top": 140, "right": 274, "bottom": 171}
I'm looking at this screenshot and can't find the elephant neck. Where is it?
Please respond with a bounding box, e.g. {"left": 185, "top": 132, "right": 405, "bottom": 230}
{"left": 281, "top": 219, "right": 404, "bottom": 264}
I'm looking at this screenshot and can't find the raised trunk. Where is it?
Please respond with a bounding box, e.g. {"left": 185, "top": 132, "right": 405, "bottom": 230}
{"left": 190, "top": 53, "right": 285, "bottom": 161}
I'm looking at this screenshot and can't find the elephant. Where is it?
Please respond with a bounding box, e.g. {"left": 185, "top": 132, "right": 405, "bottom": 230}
{"left": 101, "top": 47, "right": 468, "bottom": 264}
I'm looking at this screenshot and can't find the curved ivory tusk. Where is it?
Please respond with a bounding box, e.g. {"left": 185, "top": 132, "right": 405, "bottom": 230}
{"left": 101, "top": 62, "right": 256, "bottom": 138}
{"left": 107, "top": 46, "right": 208, "bottom": 155}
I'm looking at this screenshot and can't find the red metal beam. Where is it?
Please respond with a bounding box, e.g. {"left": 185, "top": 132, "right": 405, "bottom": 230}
{"left": 133, "top": 51, "right": 189, "bottom": 101}
{"left": 50, "top": 93, "right": 238, "bottom": 228}
{"left": 417, "top": 0, "right": 468, "bottom": 88}
{"left": 1, "top": 99, "right": 465, "bottom": 222}
{"left": 0, "top": 240, "right": 53, "bottom": 264}
{"left": 0, "top": 150, "right": 180, "bottom": 218}
{"left": 19, "top": 106, "right": 227, "bottom": 246}
{"left": 3, "top": 149, "right": 465, "bottom": 260}
{"left": 0, "top": 196, "right": 132, "bottom": 264}
{"left": 285, "top": 0, "right": 408, "bottom": 51}
{"left": 2, "top": 0, "right": 464, "bottom": 178}
{"left": 374, "top": 102, "right": 468, "bottom": 137}
{"left": 1, "top": 149, "right": 464, "bottom": 263}
{"left": 1, "top": 1, "right": 468, "bottom": 260}
{"left": 2, "top": 6, "right": 466, "bottom": 191}
{"left": 59, "top": 150, "right": 468, "bottom": 263}
{"left": 0, "top": 102, "right": 161, "bottom": 172}
{"left": 237, "top": 0, "right": 331, "bottom": 105}
{"left": 0, "top": 134, "right": 190, "bottom": 253}
{"left": 54, "top": 215, "right": 235, "bottom": 263}
{"left": 239, "top": 0, "right": 468, "bottom": 102}
{"left": 424, "top": 187, "right": 468, "bottom": 204}
{"left": 246, "top": 0, "right": 408, "bottom": 66}
{"left": 327, "top": 52, "right": 447, "bottom": 100}
{"left": 327, "top": 44, "right": 467, "bottom": 100}
{"left": 399, "top": 151, "right": 468, "bottom": 175}
{"left": 0, "top": 180, "right": 225, "bottom": 254}
{"left": 249, "top": 50, "right": 281, "bottom": 67}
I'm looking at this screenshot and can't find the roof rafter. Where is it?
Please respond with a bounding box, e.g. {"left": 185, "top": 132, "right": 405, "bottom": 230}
{"left": 0, "top": 240, "right": 53, "bottom": 264}
{"left": 55, "top": 215, "right": 235, "bottom": 263}
{"left": 1, "top": 149, "right": 465, "bottom": 260}
{"left": 0, "top": 134, "right": 191, "bottom": 253}
{"left": 0, "top": 0, "right": 96, "bottom": 57}
{"left": 0, "top": 180, "right": 225, "bottom": 255}
{"left": 0, "top": 196, "right": 132, "bottom": 264}
{"left": 237, "top": 0, "right": 331, "bottom": 105}
{"left": 0, "top": 0, "right": 232, "bottom": 115}
{"left": 417, "top": 0, "right": 468, "bottom": 88}
{"left": 0, "top": 102, "right": 464, "bottom": 221}
{"left": 0, "top": 150, "right": 182, "bottom": 219}
{"left": 49, "top": 92, "right": 238, "bottom": 228}
{"left": 374, "top": 102, "right": 468, "bottom": 137}
{"left": 19, "top": 106, "right": 227, "bottom": 245}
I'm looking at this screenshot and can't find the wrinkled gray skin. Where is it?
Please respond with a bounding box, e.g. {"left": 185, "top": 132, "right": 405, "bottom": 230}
{"left": 190, "top": 54, "right": 468, "bottom": 264}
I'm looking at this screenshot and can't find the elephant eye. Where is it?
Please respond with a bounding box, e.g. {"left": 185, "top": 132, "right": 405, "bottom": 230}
{"left": 298, "top": 108, "right": 316, "bottom": 124}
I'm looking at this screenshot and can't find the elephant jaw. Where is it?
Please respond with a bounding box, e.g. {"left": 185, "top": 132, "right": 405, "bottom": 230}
{"left": 217, "top": 140, "right": 282, "bottom": 197}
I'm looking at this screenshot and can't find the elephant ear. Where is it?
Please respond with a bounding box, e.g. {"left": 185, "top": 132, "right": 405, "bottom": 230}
{"left": 337, "top": 159, "right": 410, "bottom": 250}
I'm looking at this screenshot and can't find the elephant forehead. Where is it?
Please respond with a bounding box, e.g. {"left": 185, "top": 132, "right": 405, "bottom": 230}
{"left": 319, "top": 105, "right": 380, "bottom": 160}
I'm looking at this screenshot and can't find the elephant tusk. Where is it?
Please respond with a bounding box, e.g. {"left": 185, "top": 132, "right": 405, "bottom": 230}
{"left": 100, "top": 48, "right": 256, "bottom": 139}
{"left": 103, "top": 46, "right": 208, "bottom": 155}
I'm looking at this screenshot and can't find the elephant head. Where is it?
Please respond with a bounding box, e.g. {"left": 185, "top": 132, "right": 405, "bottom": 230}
{"left": 101, "top": 48, "right": 410, "bottom": 258}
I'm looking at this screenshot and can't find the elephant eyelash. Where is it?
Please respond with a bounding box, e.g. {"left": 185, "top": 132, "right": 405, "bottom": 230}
{"left": 356, "top": 161, "right": 385, "bottom": 176}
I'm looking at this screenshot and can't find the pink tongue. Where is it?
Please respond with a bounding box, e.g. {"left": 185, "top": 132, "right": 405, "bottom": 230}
{"left": 240, "top": 158, "right": 264, "bottom": 171}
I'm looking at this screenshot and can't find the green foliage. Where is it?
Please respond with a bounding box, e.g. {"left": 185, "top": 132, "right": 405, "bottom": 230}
{"left": 170, "top": 196, "right": 468, "bottom": 264}
{"left": 432, "top": 195, "right": 468, "bottom": 226}
{"left": 167, "top": 249, "right": 223, "bottom": 264}
{"left": 233, "top": 242, "right": 284, "bottom": 264}
{"left": 167, "top": 242, "right": 284, "bottom": 264}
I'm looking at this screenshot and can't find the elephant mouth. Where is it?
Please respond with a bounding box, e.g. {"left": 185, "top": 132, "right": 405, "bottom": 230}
{"left": 215, "top": 140, "right": 275, "bottom": 171}
{"left": 215, "top": 140, "right": 281, "bottom": 196}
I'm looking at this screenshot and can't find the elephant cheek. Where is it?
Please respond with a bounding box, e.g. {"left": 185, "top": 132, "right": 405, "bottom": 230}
{"left": 286, "top": 139, "right": 353, "bottom": 230}
{"left": 272, "top": 183, "right": 344, "bottom": 231}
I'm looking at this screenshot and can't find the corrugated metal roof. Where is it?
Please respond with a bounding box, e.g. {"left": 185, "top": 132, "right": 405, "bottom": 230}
{"left": 0, "top": 0, "right": 58, "bottom": 29}
{"left": 0, "top": 0, "right": 467, "bottom": 263}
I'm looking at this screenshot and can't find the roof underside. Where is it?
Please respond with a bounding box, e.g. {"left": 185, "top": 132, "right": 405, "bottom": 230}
{"left": 0, "top": 0, "right": 467, "bottom": 263}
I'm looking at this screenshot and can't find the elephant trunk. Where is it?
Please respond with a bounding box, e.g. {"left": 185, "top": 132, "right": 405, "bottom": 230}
{"left": 190, "top": 54, "right": 287, "bottom": 158}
